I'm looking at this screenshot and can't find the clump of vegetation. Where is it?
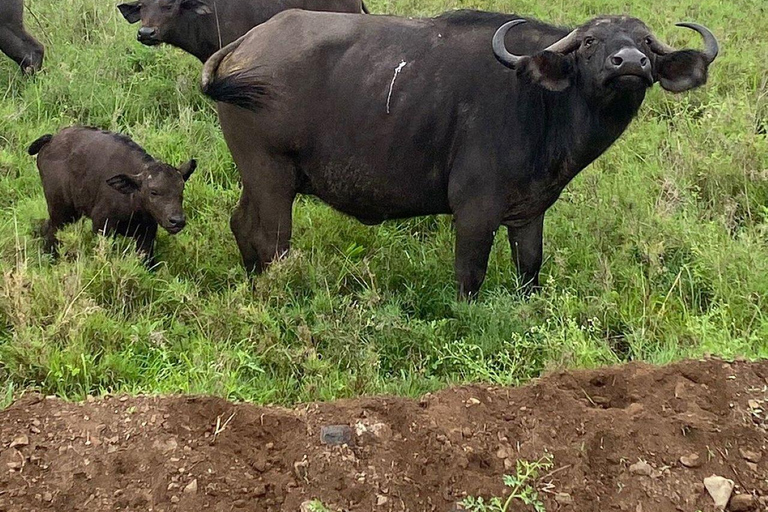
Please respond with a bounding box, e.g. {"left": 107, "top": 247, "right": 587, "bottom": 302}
{"left": 462, "top": 455, "right": 554, "bottom": 512}
{"left": 1, "top": 0, "right": 767, "bottom": 404}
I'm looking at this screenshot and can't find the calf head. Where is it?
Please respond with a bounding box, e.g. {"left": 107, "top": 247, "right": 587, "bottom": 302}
{"left": 106, "top": 159, "right": 197, "bottom": 234}
{"left": 493, "top": 17, "right": 718, "bottom": 100}
{"left": 118, "top": 0, "right": 212, "bottom": 46}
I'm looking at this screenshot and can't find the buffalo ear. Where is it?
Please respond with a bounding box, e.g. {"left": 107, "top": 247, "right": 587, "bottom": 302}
{"left": 179, "top": 159, "right": 197, "bottom": 181}
{"left": 520, "top": 51, "right": 574, "bottom": 92}
{"left": 181, "top": 0, "right": 213, "bottom": 15}
{"left": 107, "top": 174, "right": 143, "bottom": 194}
{"left": 117, "top": 2, "right": 142, "bottom": 24}
{"left": 655, "top": 50, "right": 710, "bottom": 93}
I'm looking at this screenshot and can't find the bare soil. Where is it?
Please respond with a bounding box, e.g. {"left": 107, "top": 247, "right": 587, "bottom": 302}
{"left": 1, "top": 358, "right": 767, "bottom": 511}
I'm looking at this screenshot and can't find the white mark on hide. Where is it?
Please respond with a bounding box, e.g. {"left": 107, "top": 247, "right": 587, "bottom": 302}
{"left": 386, "top": 60, "right": 407, "bottom": 114}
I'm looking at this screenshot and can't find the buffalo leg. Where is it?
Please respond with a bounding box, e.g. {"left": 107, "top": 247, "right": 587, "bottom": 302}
{"left": 238, "top": 155, "right": 297, "bottom": 273}
{"left": 230, "top": 192, "right": 261, "bottom": 272}
{"left": 252, "top": 185, "right": 295, "bottom": 271}
{"left": 506, "top": 214, "right": 544, "bottom": 292}
{"left": 453, "top": 213, "right": 500, "bottom": 300}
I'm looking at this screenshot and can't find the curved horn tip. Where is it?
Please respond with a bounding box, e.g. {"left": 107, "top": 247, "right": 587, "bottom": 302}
{"left": 492, "top": 19, "right": 528, "bottom": 69}
{"left": 674, "top": 22, "right": 719, "bottom": 62}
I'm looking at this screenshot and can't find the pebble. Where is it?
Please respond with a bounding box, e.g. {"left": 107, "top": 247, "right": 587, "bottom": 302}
{"left": 680, "top": 454, "right": 702, "bottom": 468}
{"left": 554, "top": 492, "right": 574, "bottom": 505}
{"left": 629, "top": 460, "right": 653, "bottom": 477}
{"left": 703, "top": 475, "right": 734, "bottom": 511}
{"left": 9, "top": 435, "right": 29, "bottom": 449}
{"left": 739, "top": 448, "right": 762, "bottom": 464}
{"left": 376, "top": 495, "right": 389, "bottom": 506}
{"left": 320, "top": 425, "right": 354, "bottom": 446}
{"left": 183, "top": 479, "right": 198, "bottom": 494}
{"left": 729, "top": 494, "right": 756, "bottom": 511}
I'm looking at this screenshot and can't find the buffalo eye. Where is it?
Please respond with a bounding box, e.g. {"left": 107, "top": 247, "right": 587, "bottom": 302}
{"left": 644, "top": 36, "right": 653, "bottom": 46}
{"left": 583, "top": 37, "right": 596, "bottom": 48}
{"left": 150, "top": 190, "right": 160, "bottom": 197}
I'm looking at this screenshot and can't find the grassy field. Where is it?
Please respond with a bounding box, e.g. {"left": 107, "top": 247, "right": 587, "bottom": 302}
{"left": 0, "top": 0, "right": 766, "bottom": 405}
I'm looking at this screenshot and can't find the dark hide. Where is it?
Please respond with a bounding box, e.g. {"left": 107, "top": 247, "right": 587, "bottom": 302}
{"left": 29, "top": 127, "right": 196, "bottom": 266}
{"left": 0, "top": 0, "right": 44, "bottom": 73}
{"left": 117, "top": 0, "right": 366, "bottom": 62}
{"left": 202, "top": 10, "right": 718, "bottom": 298}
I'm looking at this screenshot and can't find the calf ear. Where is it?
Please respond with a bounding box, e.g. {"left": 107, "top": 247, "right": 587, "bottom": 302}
{"left": 107, "top": 174, "right": 143, "bottom": 194}
{"left": 655, "top": 50, "right": 709, "bottom": 93}
{"left": 118, "top": 2, "right": 142, "bottom": 24}
{"left": 520, "top": 51, "right": 574, "bottom": 92}
{"left": 181, "top": 0, "right": 213, "bottom": 15}
{"left": 179, "top": 159, "right": 197, "bottom": 181}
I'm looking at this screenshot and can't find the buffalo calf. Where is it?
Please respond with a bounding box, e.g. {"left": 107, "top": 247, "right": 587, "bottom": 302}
{"left": 29, "top": 127, "right": 196, "bottom": 266}
{"left": 0, "top": 0, "right": 44, "bottom": 74}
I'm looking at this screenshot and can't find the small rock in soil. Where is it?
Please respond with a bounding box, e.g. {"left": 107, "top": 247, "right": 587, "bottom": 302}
{"left": 376, "top": 494, "right": 388, "bottom": 506}
{"left": 703, "top": 475, "right": 734, "bottom": 511}
{"left": 728, "top": 494, "right": 755, "bottom": 511}
{"left": 629, "top": 460, "right": 653, "bottom": 477}
{"left": 680, "top": 453, "right": 702, "bottom": 468}
{"left": 555, "top": 492, "right": 574, "bottom": 505}
{"left": 9, "top": 435, "right": 29, "bottom": 449}
{"left": 183, "top": 479, "right": 198, "bottom": 494}
{"left": 738, "top": 448, "right": 762, "bottom": 463}
{"left": 320, "top": 425, "right": 354, "bottom": 446}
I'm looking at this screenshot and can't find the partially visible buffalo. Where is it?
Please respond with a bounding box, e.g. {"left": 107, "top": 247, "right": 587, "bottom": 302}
{"left": 118, "top": 0, "right": 367, "bottom": 62}
{"left": 29, "top": 127, "right": 196, "bottom": 266}
{"left": 0, "top": 0, "right": 44, "bottom": 74}
{"left": 201, "top": 9, "right": 718, "bottom": 298}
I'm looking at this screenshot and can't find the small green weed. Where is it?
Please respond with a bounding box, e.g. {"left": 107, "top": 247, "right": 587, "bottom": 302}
{"left": 462, "top": 456, "right": 554, "bottom": 512}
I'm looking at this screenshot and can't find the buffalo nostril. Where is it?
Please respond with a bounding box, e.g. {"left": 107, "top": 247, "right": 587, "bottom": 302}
{"left": 610, "top": 56, "right": 623, "bottom": 66}
{"left": 169, "top": 216, "right": 186, "bottom": 227}
{"left": 640, "top": 57, "right": 648, "bottom": 66}
{"left": 138, "top": 27, "right": 158, "bottom": 38}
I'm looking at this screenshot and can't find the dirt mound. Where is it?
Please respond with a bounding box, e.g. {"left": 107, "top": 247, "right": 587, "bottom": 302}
{"left": 1, "top": 358, "right": 767, "bottom": 512}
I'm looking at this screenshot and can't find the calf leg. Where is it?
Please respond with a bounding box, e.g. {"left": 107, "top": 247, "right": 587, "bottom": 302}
{"left": 132, "top": 224, "right": 158, "bottom": 269}
{"left": 42, "top": 207, "right": 78, "bottom": 258}
{"left": 505, "top": 214, "right": 544, "bottom": 293}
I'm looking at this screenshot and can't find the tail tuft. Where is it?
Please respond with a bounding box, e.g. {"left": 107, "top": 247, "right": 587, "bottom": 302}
{"left": 28, "top": 134, "right": 53, "bottom": 155}
{"left": 202, "top": 70, "right": 271, "bottom": 112}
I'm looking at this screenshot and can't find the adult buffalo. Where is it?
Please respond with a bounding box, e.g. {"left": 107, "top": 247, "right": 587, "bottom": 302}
{"left": 0, "top": 0, "right": 44, "bottom": 74}
{"left": 118, "top": 0, "right": 367, "bottom": 63}
{"left": 201, "top": 10, "right": 718, "bottom": 298}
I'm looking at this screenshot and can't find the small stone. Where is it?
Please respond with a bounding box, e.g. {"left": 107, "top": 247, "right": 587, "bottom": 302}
{"left": 9, "top": 435, "right": 29, "bottom": 449}
{"left": 629, "top": 460, "right": 653, "bottom": 477}
{"left": 170, "top": 496, "right": 179, "bottom": 504}
{"left": 680, "top": 454, "right": 702, "bottom": 468}
{"left": 746, "top": 462, "right": 758, "bottom": 472}
{"left": 729, "top": 494, "right": 756, "bottom": 511}
{"left": 183, "top": 479, "right": 198, "bottom": 494}
{"left": 465, "top": 398, "right": 481, "bottom": 406}
{"left": 320, "top": 425, "right": 354, "bottom": 446}
{"left": 747, "top": 400, "right": 760, "bottom": 410}
{"left": 376, "top": 495, "right": 388, "bottom": 506}
{"left": 503, "top": 458, "right": 514, "bottom": 470}
{"left": 739, "top": 448, "right": 762, "bottom": 463}
{"left": 167, "top": 483, "right": 180, "bottom": 491}
{"left": 496, "top": 447, "right": 509, "bottom": 459}
{"left": 703, "top": 475, "right": 734, "bottom": 511}
{"left": 554, "top": 492, "right": 573, "bottom": 505}
{"left": 42, "top": 492, "right": 52, "bottom": 502}
{"left": 300, "top": 501, "right": 315, "bottom": 512}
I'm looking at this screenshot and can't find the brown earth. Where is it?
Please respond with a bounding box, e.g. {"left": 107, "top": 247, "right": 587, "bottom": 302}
{"left": 1, "top": 358, "right": 767, "bottom": 512}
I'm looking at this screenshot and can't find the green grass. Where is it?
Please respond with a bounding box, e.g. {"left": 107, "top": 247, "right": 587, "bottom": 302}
{"left": 1, "top": 0, "right": 766, "bottom": 404}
